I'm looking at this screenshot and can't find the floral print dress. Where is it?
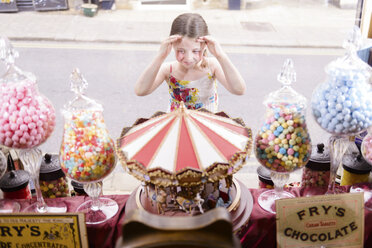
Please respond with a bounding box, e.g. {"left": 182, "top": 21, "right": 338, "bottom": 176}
{"left": 167, "top": 65, "right": 218, "bottom": 113}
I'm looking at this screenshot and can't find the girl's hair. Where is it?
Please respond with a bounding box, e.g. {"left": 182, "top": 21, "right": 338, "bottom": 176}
{"left": 170, "top": 13, "right": 209, "bottom": 38}
{"left": 170, "top": 13, "right": 210, "bottom": 68}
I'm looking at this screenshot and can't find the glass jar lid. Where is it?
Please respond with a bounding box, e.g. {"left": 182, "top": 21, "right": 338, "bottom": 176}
{"left": 0, "top": 36, "right": 36, "bottom": 86}
{"left": 342, "top": 153, "right": 371, "bottom": 174}
{"left": 62, "top": 68, "right": 103, "bottom": 114}
{"left": 325, "top": 26, "right": 370, "bottom": 80}
{"left": 0, "top": 170, "right": 30, "bottom": 192}
{"left": 264, "top": 59, "right": 307, "bottom": 110}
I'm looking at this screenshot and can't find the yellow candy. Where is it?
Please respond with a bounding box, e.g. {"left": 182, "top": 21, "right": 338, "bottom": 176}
{"left": 281, "top": 123, "right": 288, "bottom": 129}
{"left": 277, "top": 153, "right": 283, "bottom": 159}
{"left": 274, "top": 138, "right": 280, "bottom": 144}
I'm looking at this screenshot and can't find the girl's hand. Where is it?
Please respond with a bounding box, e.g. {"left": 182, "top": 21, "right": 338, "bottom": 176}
{"left": 198, "top": 36, "right": 224, "bottom": 59}
{"left": 158, "top": 35, "right": 182, "bottom": 60}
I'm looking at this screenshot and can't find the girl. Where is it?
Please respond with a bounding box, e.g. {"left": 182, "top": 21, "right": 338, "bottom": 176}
{"left": 135, "top": 13, "right": 246, "bottom": 113}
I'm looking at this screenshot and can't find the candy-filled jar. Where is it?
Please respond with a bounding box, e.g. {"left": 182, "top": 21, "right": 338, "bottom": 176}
{"left": 39, "top": 153, "right": 69, "bottom": 198}
{"left": 301, "top": 143, "right": 330, "bottom": 188}
{"left": 311, "top": 27, "right": 372, "bottom": 135}
{"left": 255, "top": 61, "right": 311, "bottom": 174}
{"left": 60, "top": 71, "right": 116, "bottom": 183}
{"left": 255, "top": 59, "right": 311, "bottom": 214}
{"left": 0, "top": 37, "right": 55, "bottom": 149}
{"left": 60, "top": 68, "right": 118, "bottom": 224}
{"left": 341, "top": 153, "right": 371, "bottom": 186}
{"left": 0, "top": 170, "right": 31, "bottom": 199}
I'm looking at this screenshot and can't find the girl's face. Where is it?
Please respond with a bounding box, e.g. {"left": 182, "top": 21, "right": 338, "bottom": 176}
{"left": 173, "top": 37, "right": 204, "bottom": 69}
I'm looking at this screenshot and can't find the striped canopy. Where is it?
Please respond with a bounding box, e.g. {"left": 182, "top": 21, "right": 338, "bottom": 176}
{"left": 116, "top": 103, "right": 252, "bottom": 187}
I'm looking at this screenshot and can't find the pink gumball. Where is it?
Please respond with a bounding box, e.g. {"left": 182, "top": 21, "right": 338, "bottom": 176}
{"left": 15, "top": 130, "right": 23, "bottom": 137}
{"left": 10, "top": 123, "right": 18, "bottom": 131}
{"left": 10, "top": 98, "right": 18, "bottom": 105}
{"left": 23, "top": 116, "right": 32, "bottom": 124}
{"left": 19, "top": 137, "right": 27, "bottom": 144}
{"left": 32, "top": 115, "right": 39, "bottom": 122}
{"left": 287, "top": 148, "right": 295, "bottom": 156}
{"left": 22, "top": 132, "right": 30, "bottom": 141}
{"left": 16, "top": 92, "right": 24, "bottom": 99}
{"left": 16, "top": 117, "right": 24, "bottom": 125}
{"left": 30, "top": 129, "right": 37, "bottom": 136}
{"left": 3, "top": 124, "right": 10, "bottom": 132}
{"left": 4, "top": 138, "right": 13, "bottom": 147}
{"left": 5, "top": 131, "right": 12, "bottom": 138}
{"left": 12, "top": 135, "right": 19, "bottom": 142}
{"left": 28, "top": 122, "right": 36, "bottom": 130}
{"left": 20, "top": 124, "right": 28, "bottom": 132}
{"left": 8, "top": 104, "right": 17, "bottom": 112}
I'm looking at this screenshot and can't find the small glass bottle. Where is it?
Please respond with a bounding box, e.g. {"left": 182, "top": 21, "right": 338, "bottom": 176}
{"left": 301, "top": 143, "right": 330, "bottom": 188}
{"left": 39, "top": 153, "right": 69, "bottom": 198}
{"left": 257, "top": 166, "right": 274, "bottom": 189}
{"left": 341, "top": 154, "right": 371, "bottom": 186}
{"left": 0, "top": 170, "right": 31, "bottom": 199}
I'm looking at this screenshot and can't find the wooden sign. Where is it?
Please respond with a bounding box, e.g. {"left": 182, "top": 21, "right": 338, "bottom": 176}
{"left": 276, "top": 193, "right": 364, "bottom": 248}
{"left": 0, "top": 213, "right": 88, "bottom": 248}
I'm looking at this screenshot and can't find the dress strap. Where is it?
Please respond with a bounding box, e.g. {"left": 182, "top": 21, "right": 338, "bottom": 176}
{"left": 170, "top": 64, "right": 172, "bottom": 73}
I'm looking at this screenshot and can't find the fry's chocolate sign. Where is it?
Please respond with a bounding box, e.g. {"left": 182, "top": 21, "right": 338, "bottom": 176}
{"left": 276, "top": 193, "right": 364, "bottom": 248}
{"left": 0, "top": 213, "right": 88, "bottom": 248}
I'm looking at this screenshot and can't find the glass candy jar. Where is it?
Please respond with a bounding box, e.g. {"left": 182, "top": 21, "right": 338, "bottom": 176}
{"left": 341, "top": 154, "right": 371, "bottom": 186}
{"left": 60, "top": 70, "right": 116, "bottom": 183}
{"left": 39, "top": 153, "right": 69, "bottom": 198}
{"left": 301, "top": 143, "right": 330, "bottom": 188}
{"left": 60, "top": 68, "right": 117, "bottom": 224}
{"left": 0, "top": 170, "right": 31, "bottom": 199}
{"left": 0, "top": 37, "right": 55, "bottom": 149}
{"left": 255, "top": 60, "right": 311, "bottom": 174}
{"left": 255, "top": 59, "right": 311, "bottom": 214}
{"left": 311, "top": 26, "right": 372, "bottom": 194}
{"left": 311, "top": 27, "right": 372, "bottom": 135}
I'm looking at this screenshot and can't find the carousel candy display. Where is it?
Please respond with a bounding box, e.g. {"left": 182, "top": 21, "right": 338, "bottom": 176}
{"left": 60, "top": 68, "right": 117, "bottom": 224}
{"left": 0, "top": 37, "right": 55, "bottom": 149}
{"left": 255, "top": 59, "right": 311, "bottom": 213}
{"left": 117, "top": 100, "right": 254, "bottom": 231}
{"left": 311, "top": 26, "right": 372, "bottom": 194}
